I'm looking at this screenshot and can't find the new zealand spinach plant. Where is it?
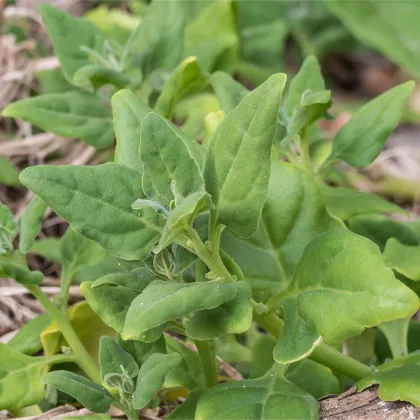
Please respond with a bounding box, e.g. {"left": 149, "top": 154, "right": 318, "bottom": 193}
{"left": 1, "top": 44, "right": 420, "bottom": 420}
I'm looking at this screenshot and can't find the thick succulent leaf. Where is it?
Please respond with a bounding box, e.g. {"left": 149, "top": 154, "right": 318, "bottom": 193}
{"left": 348, "top": 214, "right": 420, "bottom": 251}
{"left": 140, "top": 112, "right": 204, "bottom": 207}
{"left": 112, "top": 89, "right": 151, "bottom": 173}
{"left": 81, "top": 270, "right": 155, "bottom": 334}
{"left": 42, "top": 371, "right": 114, "bottom": 413}
{"left": 204, "top": 73, "right": 286, "bottom": 238}
{"left": 221, "top": 161, "right": 331, "bottom": 292}
{"left": 195, "top": 368, "right": 319, "bottom": 419}
{"left": 166, "top": 387, "right": 204, "bottom": 420}
{"left": 38, "top": 3, "right": 105, "bottom": 84}
{"left": 270, "top": 229, "right": 419, "bottom": 363}
{"left": 41, "top": 301, "right": 115, "bottom": 360}
{"left": 156, "top": 191, "right": 213, "bottom": 252}
{"left": 155, "top": 56, "right": 208, "bottom": 118}
{"left": 327, "top": 82, "right": 414, "bottom": 168}
{"left": 357, "top": 353, "right": 420, "bottom": 406}
{"left": 133, "top": 353, "right": 182, "bottom": 409}
{"left": 187, "top": 282, "right": 252, "bottom": 340}
{"left": 99, "top": 336, "right": 139, "bottom": 379}
{"left": 384, "top": 238, "right": 420, "bottom": 281}
{"left": 123, "top": 280, "right": 236, "bottom": 340}
{"left": 210, "top": 71, "right": 248, "bottom": 113}
{"left": 0, "top": 343, "right": 63, "bottom": 410}
{"left": 0, "top": 156, "right": 20, "bottom": 186}
{"left": 3, "top": 92, "right": 114, "bottom": 149}
{"left": 20, "top": 163, "right": 164, "bottom": 260}
{"left": 118, "top": 335, "right": 166, "bottom": 369}
{"left": 18, "top": 196, "right": 47, "bottom": 254}
{"left": 320, "top": 185, "right": 405, "bottom": 220}
{"left": 0, "top": 203, "right": 16, "bottom": 254}
{"left": 8, "top": 314, "right": 51, "bottom": 356}
{"left": 184, "top": 1, "right": 238, "bottom": 73}
{"left": 0, "top": 251, "right": 44, "bottom": 285}
{"left": 326, "top": 1, "right": 420, "bottom": 78}
{"left": 284, "top": 56, "right": 325, "bottom": 115}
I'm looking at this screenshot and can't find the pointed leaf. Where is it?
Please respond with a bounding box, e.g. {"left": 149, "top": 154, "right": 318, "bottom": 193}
{"left": 140, "top": 112, "right": 204, "bottom": 207}
{"left": 210, "top": 71, "right": 248, "bottom": 113}
{"left": 42, "top": 371, "right": 114, "bottom": 413}
{"left": 38, "top": 3, "right": 106, "bottom": 84}
{"left": 20, "top": 163, "right": 164, "bottom": 261}
{"left": 384, "top": 238, "right": 420, "bottom": 281}
{"left": 19, "top": 196, "right": 47, "bottom": 254}
{"left": 187, "top": 282, "right": 252, "bottom": 340}
{"left": 204, "top": 73, "right": 286, "bottom": 238}
{"left": 133, "top": 353, "right": 181, "bottom": 409}
{"left": 122, "top": 280, "right": 236, "bottom": 340}
{"left": 0, "top": 156, "right": 20, "bottom": 186}
{"left": 99, "top": 336, "right": 138, "bottom": 380}
{"left": 327, "top": 82, "right": 414, "bottom": 168}
{"left": 269, "top": 229, "right": 419, "bottom": 363}
{"left": 3, "top": 91, "right": 114, "bottom": 149}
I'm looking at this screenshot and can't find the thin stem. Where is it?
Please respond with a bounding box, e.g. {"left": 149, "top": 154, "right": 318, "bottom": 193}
{"left": 300, "top": 127, "right": 312, "bottom": 174}
{"left": 26, "top": 285, "right": 102, "bottom": 384}
{"left": 251, "top": 300, "right": 371, "bottom": 380}
{"left": 55, "top": 265, "right": 72, "bottom": 311}
{"left": 113, "top": 400, "right": 139, "bottom": 420}
{"left": 195, "top": 339, "right": 218, "bottom": 387}
{"left": 186, "top": 226, "right": 234, "bottom": 282}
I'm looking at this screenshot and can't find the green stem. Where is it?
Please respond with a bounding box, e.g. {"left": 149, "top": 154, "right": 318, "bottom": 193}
{"left": 186, "top": 226, "right": 234, "bottom": 282}
{"left": 195, "top": 339, "right": 218, "bottom": 387}
{"left": 26, "top": 285, "right": 102, "bottom": 384}
{"left": 300, "top": 127, "right": 312, "bottom": 174}
{"left": 113, "top": 400, "right": 139, "bottom": 420}
{"left": 292, "top": 26, "right": 317, "bottom": 57}
{"left": 55, "top": 266, "right": 72, "bottom": 311}
{"left": 251, "top": 300, "right": 371, "bottom": 380}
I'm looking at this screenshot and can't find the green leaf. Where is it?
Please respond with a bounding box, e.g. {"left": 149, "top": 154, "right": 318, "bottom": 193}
{"left": 155, "top": 56, "right": 208, "bottom": 118}
{"left": 73, "top": 65, "right": 133, "bottom": 91}
{"left": 221, "top": 161, "right": 331, "bottom": 292}
{"left": 0, "top": 202, "right": 16, "bottom": 254}
{"left": 356, "top": 353, "right": 420, "bottom": 406}
{"left": 118, "top": 335, "right": 166, "bottom": 368}
{"left": 378, "top": 317, "right": 410, "bottom": 359}
{"left": 320, "top": 184, "right": 405, "bottom": 220}
{"left": 165, "top": 335, "right": 205, "bottom": 389}
{"left": 140, "top": 112, "right": 204, "bottom": 207}
{"left": 42, "top": 371, "right": 114, "bottom": 413}
{"left": 81, "top": 270, "right": 155, "bottom": 334}
{"left": 384, "top": 238, "right": 420, "bottom": 281}
{"left": 112, "top": 89, "right": 152, "bottom": 173}
{"left": 284, "top": 55, "right": 325, "bottom": 115}
{"left": 122, "top": 280, "right": 236, "bottom": 340}
{"left": 195, "top": 367, "right": 319, "bottom": 419}
{"left": 63, "top": 416, "right": 111, "bottom": 420}
{"left": 20, "top": 163, "right": 164, "bottom": 261}
{"left": 348, "top": 214, "right": 419, "bottom": 251}
{"left": 326, "top": 1, "right": 420, "bottom": 78}
{"left": 99, "top": 336, "right": 138, "bottom": 379}
{"left": 269, "top": 229, "right": 419, "bottom": 363}
{"left": 19, "top": 196, "right": 47, "bottom": 253}
{"left": 172, "top": 243, "right": 197, "bottom": 276}
{"left": 184, "top": 0, "right": 238, "bottom": 73}
{"left": 3, "top": 91, "right": 114, "bottom": 149}
{"left": 41, "top": 301, "right": 115, "bottom": 361}
{"left": 0, "top": 251, "right": 44, "bottom": 285}
{"left": 38, "top": 69, "right": 74, "bottom": 94}
{"left": 186, "top": 282, "right": 252, "bottom": 340}
{"left": 156, "top": 191, "right": 213, "bottom": 251}
{"left": 38, "top": 3, "right": 106, "bottom": 84}
{"left": 0, "top": 156, "right": 21, "bottom": 186}
{"left": 210, "top": 71, "right": 248, "bottom": 113}
{"left": 327, "top": 82, "right": 414, "bottom": 168}
{"left": 167, "top": 387, "right": 204, "bottom": 420}
{"left": 132, "top": 353, "right": 182, "bottom": 409}
{"left": 31, "top": 238, "right": 62, "bottom": 263}
{"left": 0, "top": 343, "right": 66, "bottom": 410}
{"left": 204, "top": 73, "right": 286, "bottom": 238}
{"left": 8, "top": 313, "right": 51, "bottom": 356}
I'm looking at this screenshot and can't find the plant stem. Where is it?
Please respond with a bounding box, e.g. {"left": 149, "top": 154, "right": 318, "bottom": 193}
{"left": 26, "top": 285, "right": 102, "bottom": 384}
{"left": 300, "top": 127, "right": 312, "bottom": 174}
{"left": 195, "top": 339, "right": 218, "bottom": 387}
{"left": 186, "top": 226, "right": 234, "bottom": 282}
{"left": 251, "top": 300, "right": 371, "bottom": 380}
{"left": 113, "top": 400, "right": 139, "bottom": 420}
